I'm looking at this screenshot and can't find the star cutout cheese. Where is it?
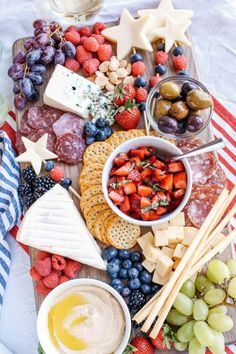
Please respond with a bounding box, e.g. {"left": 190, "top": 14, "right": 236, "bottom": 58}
{"left": 15, "top": 133, "right": 57, "bottom": 175}
{"left": 149, "top": 18, "right": 191, "bottom": 53}
{"left": 102, "top": 8, "right": 153, "bottom": 60}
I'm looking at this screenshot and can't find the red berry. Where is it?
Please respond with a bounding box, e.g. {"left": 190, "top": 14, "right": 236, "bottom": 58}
{"left": 155, "top": 51, "right": 168, "bottom": 65}
{"left": 43, "top": 273, "right": 59, "bottom": 289}
{"left": 49, "top": 166, "right": 65, "bottom": 182}
{"left": 35, "top": 257, "right": 52, "bottom": 277}
{"left": 36, "top": 279, "right": 51, "bottom": 296}
{"left": 64, "top": 58, "right": 80, "bottom": 72}
{"left": 78, "top": 26, "right": 91, "bottom": 37}
{"left": 90, "top": 33, "right": 105, "bottom": 45}
{"left": 64, "top": 31, "right": 80, "bottom": 46}
{"left": 65, "top": 25, "right": 77, "bottom": 33}
{"left": 59, "top": 275, "right": 70, "bottom": 284}
{"left": 64, "top": 260, "right": 81, "bottom": 278}
{"left": 36, "top": 251, "right": 50, "bottom": 261}
{"left": 97, "top": 44, "right": 112, "bottom": 62}
{"left": 83, "top": 37, "right": 99, "bottom": 52}
{"left": 149, "top": 75, "right": 161, "bottom": 87}
{"left": 83, "top": 58, "right": 100, "bottom": 76}
{"left": 136, "top": 87, "right": 148, "bottom": 102}
{"left": 80, "top": 36, "right": 87, "bottom": 45}
{"left": 76, "top": 45, "right": 92, "bottom": 64}
{"left": 131, "top": 61, "right": 146, "bottom": 76}
{"left": 172, "top": 55, "right": 187, "bottom": 70}
{"left": 30, "top": 266, "right": 42, "bottom": 281}
{"left": 52, "top": 255, "right": 67, "bottom": 271}
{"left": 92, "top": 22, "right": 106, "bottom": 34}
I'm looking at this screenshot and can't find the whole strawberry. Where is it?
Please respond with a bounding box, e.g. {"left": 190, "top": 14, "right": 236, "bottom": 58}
{"left": 115, "top": 99, "right": 140, "bottom": 130}
{"left": 114, "top": 83, "right": 136, "bottom": 106}
{"left": 124, "top": 336, "right": 154, "bottom": 354}
{"left": 150, "top": 324, "right": 176, "bottom": 350}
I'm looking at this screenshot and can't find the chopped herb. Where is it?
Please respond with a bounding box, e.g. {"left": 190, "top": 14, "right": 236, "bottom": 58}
{"left": 144, "top": 180, "right": 166, "bottom": 192}
{"left": 111, "top": 179, "right": 132, "bottom": 189}
{"left": 138, "top": 161, "right": 156, "bottom": 170}
{"left": 141, "top": 199, "right": 169, "bottom": 213}
{"left": 128, "top": 162, "right": 136, "bottom": 172}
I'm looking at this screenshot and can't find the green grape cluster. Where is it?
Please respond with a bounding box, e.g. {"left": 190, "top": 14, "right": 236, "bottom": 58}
{"left": 166, "top": 258, "right": 236, "bottom": 353}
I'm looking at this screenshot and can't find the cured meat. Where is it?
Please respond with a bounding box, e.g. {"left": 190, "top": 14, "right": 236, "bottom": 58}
{"left": 27, "top": 105, "right": 62, "bottom": 129}
{"left": 19, "top": 110, "right": 33, "bottom": 135}
{"left": 189, "top": 184, "right": 223, "bottom": 201}
{"left": 186, "top": 195, "right": 218, "bottom": 228}
{"left": 15, "top": 131, "right": 26, "bottom": 154}
{"left": 52, "top": 113, "right": 85, "bottom": 137}
{"left": 177, "top": 139, "right": 203, "bottom": 153}
{"left": 54, "top": 133, "right": 86, "bottom": 165}
{"left": 207, "top": 163, "right": 227, "bottom": 188}
{"left": 28, "top": 128, "right": 57, "bottom": 153}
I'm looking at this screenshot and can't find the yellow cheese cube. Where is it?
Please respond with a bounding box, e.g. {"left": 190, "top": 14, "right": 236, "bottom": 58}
{"left": 173, "top": 258, "right": 181, "bottom": 270}
{"left": 173, "top": 244, "right": 187, "bottom": 260}
{"left": 155, "top": 255, "right": 174, "bottom": 277}
{"left": 169, "top": 212, "right": 185, "bottom": 226}
{"left": 161, "top": 246, "right": 174, "bottom": 259}
{"left": 143, "top": 243, "right": 163, "bottom": 263}
{"left": 168, "top": 226, "right": 184, "bottom": 244}
{"left": 142, "top": 259, "right": 156, "bottom": 273}
{"left": 153, "top": 269, "right": 173, "bottom": 285}
{"left": 152, "top": 221, "right": 169, "bottom": 232}
{"left": 154, "top": 229, "right": 169, "bottom": 247}
{"left": 137, "top": 231, "right": 154, "bottom": 250}
{"left": 182, "top": 227, "right": 198, "bottom": 246}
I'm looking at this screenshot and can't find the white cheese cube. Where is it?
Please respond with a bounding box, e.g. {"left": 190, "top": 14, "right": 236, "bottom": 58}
{"left": 142, "top": 259, "right": 156, "bottom": 273}
{"left": 169, "top": 212, "right": 185, "bottom": 226}
{"left": 155, "top": 255, "right": 174, "bottom": 277}
{"left": 137, "top": 232, "right": 154, "bottom": 250}
{"left": 173, "top": 244, "right": 187, "bottom": 260}
{"left": 154, "top": 229, "right": 169, "bottom": 247}
{"left": 182, "top": 227, "right": 198, "bottom": 246}
{"left": 143, "top": 243, "right": 163, "bottom": 263}
{"left": 152, "top": 221, "right": 169, "bottom": 232}
{"left": 168, "top": 226, "right": 184, "bottom": 244}
{"left": 161, "top": 246, "right": 174, "bottom": 259}
{"left": 153, "top": 270, "right": 173, "bottom": 285}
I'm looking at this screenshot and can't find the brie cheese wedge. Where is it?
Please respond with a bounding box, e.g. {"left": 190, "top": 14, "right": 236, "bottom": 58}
{"left": 17, "top": 184, "right": 106, "bottom": 270}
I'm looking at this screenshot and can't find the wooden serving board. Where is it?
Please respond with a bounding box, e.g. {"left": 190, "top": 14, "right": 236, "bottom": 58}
{"left": 13, "top": 21, "right": 236, "bottom": 348}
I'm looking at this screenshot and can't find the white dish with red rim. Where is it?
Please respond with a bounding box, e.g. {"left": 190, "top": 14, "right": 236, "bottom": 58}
{"left": 102, "top": 136, "right": 192, "bottom": 226}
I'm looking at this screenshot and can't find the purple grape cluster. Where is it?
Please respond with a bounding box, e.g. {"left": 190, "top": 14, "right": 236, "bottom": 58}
{"left": 8, "top": 19, "right": 76, "bottom": 110}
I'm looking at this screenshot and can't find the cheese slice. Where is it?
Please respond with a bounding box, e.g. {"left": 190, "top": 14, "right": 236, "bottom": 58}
{"left": 17, "top": 184, "right": 106, "bottom": 270}
{"left": 161, "top": 246, "right": 174, "bottom": 259}
{"left": 143, "top": 243, "right": 163, "bottom": 263}
{"left": 153, "top": 269, "right": 173, "bottom": 285}
{"left": 182, "top": 227, "right": 198, "bottom": 246}
{"left": 154, "top": 229, "right": 169, "bottom": 247}
{"left": 169, "top": 212, "right": 185, "bottom": 226}
{"left": 173, "top": 243, "right": 187, "bottom": 260}
{"left": 152, "top": 221, "right": 169, "bottom": 231}
{"left": 142, "top": 259, "right": 156, "bottom": 273}
{"left": 168, "top": 226, "right": 184, "bottom": 244}
{"left": 155, "top": 254, "right": 174, "bottom": 277}
{"left": 137, "top": 231, "right": 154, "bottom": 250}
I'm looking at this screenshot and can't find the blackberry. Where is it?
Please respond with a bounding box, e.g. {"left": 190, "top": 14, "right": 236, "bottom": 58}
{"left": 21, "top": 166, "right": 36, "bottom": 183}
{"left": 23, "top": 192, "right": 35, "bottom": 207}
{"left": 18, "top": 182, "right": 32, "bottom": 196}
{"left": 128, "top": 290, "right": 146, "bottom": 312}
{"left": 33, "top": 176, "right": 56, "bottom": 200}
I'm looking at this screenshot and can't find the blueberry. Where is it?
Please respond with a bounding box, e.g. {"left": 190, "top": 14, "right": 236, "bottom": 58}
{"left": 103, "top": 126, "right": 113, "bottom": 138}
{"left": 45, "top": 161, "right": 55, "bottom": 172}
{"left": 118, "top": 250, "right": 130, "bottom": 260}
{"left": 60, "top": 178, "right": 72, "bottom": 188}
{"left": 130, "top": 251, "right": 142, "bottom": 263}
{"left": 177, "top": 70, "right": 189, "bottom": 76}
{"left": 113, "top": 284, "right": 123, "bottom": 293}
{"left": 172, "top": 46, "right": 184, "bottom": 56}
{"left": 139, "top": 102, "right": 146, "bottom": 112}
{"left": 95, "top": 118, "right": 107, "bottom": 128}
{"left": 95, "top": 129, "right": 107, "bottom": 141}
{"left": 122, "top": 259, "right": 132, "bottom": 269}
{"left": 122, "top": 287, "right": 131, "bottom": 297}
{"left": 130, "top": 53, "right": 143, "bottom": 64}
{"left": 133, "top": 262, "right": 143, "bottom": 273}
{"left": 141, "top": 284, "right": 152, "bottom": 295}
{"left": 107, "top": 258, "right": 120, "bottom": 275}
{"left": 110, "top": 272, "right": 118, "bottom": 279}
{"left": 119, "top": 268, "right": 128, "bottom": 279}
{"left": 128, "top": 268, "right": 139, "bottom": 279}
{"left": 85, "top": 122, "right": 97, "bottom": 137}
{"left": 134, "top": 76, "right": 147, "bottom": 88}
{"left": 157, "top": 43, "right": 165, "bottom": 51}
{"left": 139, "top": 271, "right": 152, "bottom": 284}
{"left": 155, "top": 64, "right": 167, "bottom": 76}
{"left": 128, "top": 278, "right": 141, "bottom": 290}
{"left": 102, "top": 247, "right": 117, "bottom": 261}
{"left": 86, "top": 136, "right": 95, "bottom": 145}
{"left": 110, "top": 278, "right": 122, "bottom": 287}
{"left": 152, "top": 284, "right": 161, "bottom": 293}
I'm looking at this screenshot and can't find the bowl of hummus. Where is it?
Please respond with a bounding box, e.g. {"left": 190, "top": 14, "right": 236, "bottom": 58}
{"left": 37, "top": 278, "right": 131, "bottom": 354}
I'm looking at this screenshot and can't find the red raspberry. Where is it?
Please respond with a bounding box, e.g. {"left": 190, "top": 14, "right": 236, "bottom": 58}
{"left": 64, "top": 31, "right": 80, "bottom": 46}
{"left": 83, "top": 58, "right": 100, "bottom": 76}
{"left": 76, "top": 46, "right": 92, "bottom": 64}
{"left": 43, "top": 273, "right": 59, "bottom": 289}
{"left": 64, "top": 260, "right": 81, "bottom": 278}
{"left": 131, "top": 61, "right": 146, "bottom": 76}
{"left": 52, "top": 255, "right": 67, "bottom": 271}
{"left": 35, "top": 257, "right": 52, "bottom": 277}
{"left": 155, "top": 51, "right": 168, "bottom": 65}
{"left": 36, "top": 251, "right": 50, "bottom": 261}
{"left": 172, "top": 55, "right": 187, "bottom": 70}
{"left": 49, "top": 166, "right": 65, "bottom": 182}
{"left": 80, "top": 36, "right": 87, "bottom": 45}
{"left": 59, "top": 275, "right": 70, "bottom": 285}
{"left": 83, "top": 37, "right": 99, "bottom": 52}
{"left": 36, "top": 280, "right": 51, "bottom": 296}
{"left": 97, "top": 44, "right": 112, "bottom": 62}
{"left": 64, "top": 58, "right": 80, "bottom": 72}
{"left": 149, "top": 75, "right": 161, "bottom": 87}
{"left": 53, "top": 270, "right": 62, "bottom": 277}
{"left": 136, "top": 88, "right": 148, "bottom": 102}
{"left": 65, "top": 25, "right": 77, "bottom": 33}
{"left": 91, "top": 34, "right": 105, "bottom": 45}
{"left": 78, "top": 26, "right": 91, "bottom": 37}
{"left": 30, "top": 266, "right": 42, "bottom": 281}
{"left": 92, "top": 22, "right": 106, "bottom": 34}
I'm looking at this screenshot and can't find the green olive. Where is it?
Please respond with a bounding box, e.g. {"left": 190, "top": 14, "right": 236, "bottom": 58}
{"left": 169, "top": 101, "right": 189, "bottom": 120}
{"left": 154, "top": 99, "right": 172, "bottom": 119}
{"left": 160, "top": 82, "right": 180, "bottom": 100}
{"left": 186, "top": 89, "right": 212, "bottom": 110}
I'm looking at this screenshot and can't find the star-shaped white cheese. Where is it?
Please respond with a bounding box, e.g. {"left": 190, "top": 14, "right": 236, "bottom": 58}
{"left": 15, "top": 133, "right": 57, "bottom": 175}
{"left": 149, "top": 18, "right": 191, "bottom": 53}
{"left": 102, "top": 8, "right": 153, "bottom": 60}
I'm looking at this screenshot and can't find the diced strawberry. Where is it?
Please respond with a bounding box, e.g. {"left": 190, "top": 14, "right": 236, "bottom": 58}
{"left": 137, "top": 185, "right": 153, "bottom": 197}
{"left": 166, "top": 191, "right": 171, "bottom": 202}
{"left": 172, "top": 188, "right": 186, "bottom": 199}
{"left": 156, "top": 207, "right": 168, "bottom": 215}
{"left": 128, "top": 169, "right": 142, "bottom": 182}
{"left": 114, "top": 162, "right": 131, "bottom": 176}
{"left": 109, "top": 190, "right": 124, "bottom": 205}
{"left": 129, "top": 149, "right": 145, "bottom": 160}
{"left": 153, "top": 169, "right": 164, "bottom": 180}
{"left": 139, "top": 146, "right": 152, "bottom": 157}
{"left": 153, "top": 160, "right": 165, "bottom": 169}
{"left": 155, "top": 174, "right": 167, "bottom": 182}
{"left": 124, "top": 182, "right": 137, "bottom": 195}
{"left": 141, "top": 211, "right": 159, "bottom": 221}
{"left": 109, "top": 166, "right": 118, "bottom": 176}
{"left": 151, "top": 195, "right": 159, "bottom": 206}
{"left": 160, "top": 174, "right": 173, "bottom": 190}
{"left": 173, "top": 172, "right": 187, "bottom": 189}
{"left": 114, "top": 152, "right": 129, "bottom": 166}
{"left": 130, "top": 211, "right": 142, "bottom": 219}
{"left": 120, "top": 196, "right": 130, "bottom": 213}
{"left": 168, "top": 161, "right": 185, "bottom": 173}
{"left": 129, "top": 193, "right": 141, "bottom": 211}
{"left": 140, "top": 197, "right": 151, "bottom": 209}
{"left": 130, "top": 157, "right": 141, "bottom": 165}
{"left": 156, "top": 191, "right": 167, "bottom": 201}
{"left": 141, "top": 168, "right": 153, "bottom": 179}
{"left": 148, "top": 155, "right": 157, "bottom": 164}
{"left": 168, "top": 199, "right": 182, "bottom": 212}
{"left": 108, "top": 177, "right": 117, "bottom": 187}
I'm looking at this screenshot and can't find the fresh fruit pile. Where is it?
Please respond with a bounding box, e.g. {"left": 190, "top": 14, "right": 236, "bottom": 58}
{"left": 84, "top": 118, "right": 113, "bottom": 145}
{"left": 30, "top": 251, "right": 81, "bottom": 295}
{"left": 108, "top": 146, "right": 187, "bottom": 221}
{"left": 172, "top": 45, "right": 189, "bottom": 76}
{"left": 154, "top": 80, "right": 212, "bottom": 136}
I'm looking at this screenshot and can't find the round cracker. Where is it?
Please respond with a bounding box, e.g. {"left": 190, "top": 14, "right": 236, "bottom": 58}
{"left": 83, "top": 142, "right": 112, "bottom": 163}
{"left": 84, "top": 155, "right": 108, "bottom": 166}
{"left": 80, "top": 178, "right": 102, "bottom": 194}
{"left": 80, "top": 185, "right": 103, "bottom": 211}
{"left": 79, "top": 170, "right": 102, "bottom": 185}
{"left": 85, "top": 204, "right": 110, "bottom": 233}
{"left": 106, "top": 129, "right": 146, "bottom": 148}
{"left": 100, "top": 214, "right": 117, "bottom": 244}
{"left": 83, "top": 194, "right": 107, "bottom": 218}
{"left": 80, "top": 163, "right": 104, "bottom": 176}
{"left": 106, "top": 217, "right": 141, "bottom": 249}
{"left": 93, "top": 209, "right": 114, "bottom": 242}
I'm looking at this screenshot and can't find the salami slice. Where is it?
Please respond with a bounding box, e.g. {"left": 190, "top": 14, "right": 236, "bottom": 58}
{"left": 54, "top": 133, "right": 86, "bottom": 165}
{"left": 28, "top": 105, "right": 62, "bottom": 129}
{"left": 28, "top": 128, "right": 57, "bottom": 153}
{"left": 177, "top": 139, "right": 203, "bottom": 153}
{"left": 19, "top": 110, "right": 33, "bottom": 135}
{"left": 15, "top": 131, "right": 26, "bottom": 154}
{"left": 186, "top": 195, "right": 218, "bottom": 228}
{"left": 207, "top": 163, "right": 227, "bottom": 188}
{"left": 52, "top": 113, "right": 85, "bottom": 137}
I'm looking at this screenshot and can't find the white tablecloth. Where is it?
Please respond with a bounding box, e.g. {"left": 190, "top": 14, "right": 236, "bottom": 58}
{"left": 0, "top": 1, "right": 235, "bottom": 353}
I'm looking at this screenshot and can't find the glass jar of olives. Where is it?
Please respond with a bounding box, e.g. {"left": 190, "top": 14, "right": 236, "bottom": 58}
{"left": 146, "top": 76, "right": 213, "bottom": 139}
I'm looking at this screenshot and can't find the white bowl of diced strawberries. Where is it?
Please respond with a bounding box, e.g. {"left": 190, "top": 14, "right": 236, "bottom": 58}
{"left": 102, "top": 136, "right": 192, "bottom": 226}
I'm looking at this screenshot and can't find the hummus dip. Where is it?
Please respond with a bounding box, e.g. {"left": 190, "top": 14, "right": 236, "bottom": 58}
{"left": 48, "top": 285, "right": 125, "bottom": 354}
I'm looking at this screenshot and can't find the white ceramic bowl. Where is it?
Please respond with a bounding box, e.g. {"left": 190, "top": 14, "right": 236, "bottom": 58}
{"left": 102, "top": 136, "right": 192, "bottom": 227}
{"left": 37, "top": 278, "right": 131, "bottom": 354}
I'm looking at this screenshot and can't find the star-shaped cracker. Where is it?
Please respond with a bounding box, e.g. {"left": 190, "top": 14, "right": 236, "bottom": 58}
{"left": 15, "top": 133, "right": 57, "bottom": 175}
{"left": 149, "top": 18, "right": 191, "bottom": 53}
{"left": 102, "top": 8, "right": 153, "bottom": 60}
